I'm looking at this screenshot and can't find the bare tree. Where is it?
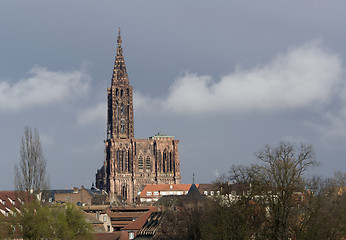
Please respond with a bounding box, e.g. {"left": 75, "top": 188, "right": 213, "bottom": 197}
{"left": 254, "top": 142, "right": 318, "bottom": 240}
{"left": 14, "top": 126, "right": 49, "bottom": 201}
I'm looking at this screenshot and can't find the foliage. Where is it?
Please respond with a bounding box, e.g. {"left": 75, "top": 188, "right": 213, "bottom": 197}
{"left": 155, "top": 142, "right": 345, "bottom": 240}
{"left": 1, "top": 201, "right": 93, "bottom": 240}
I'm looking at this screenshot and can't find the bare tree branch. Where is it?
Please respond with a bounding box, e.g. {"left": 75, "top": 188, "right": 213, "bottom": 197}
{"left": 14, "top": 126, "right": 49, "bottom": 202}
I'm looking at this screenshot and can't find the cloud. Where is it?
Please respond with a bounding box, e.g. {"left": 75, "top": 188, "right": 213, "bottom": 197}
{"left": 77, "top": 102, "right": 106, "bottom": 125}
{"left": 135, "top": 41, "right": 342, "bottom": 115}
{"left": 0, "top": 66, "right": 91, "bottom": 112}
{"left": 305, "top": 107, "right": 346, "bottom": 148}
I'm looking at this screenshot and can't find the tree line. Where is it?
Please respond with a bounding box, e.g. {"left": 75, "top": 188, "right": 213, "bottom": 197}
{"left": 155, "top": 142, "right": 346, "bottom": 240}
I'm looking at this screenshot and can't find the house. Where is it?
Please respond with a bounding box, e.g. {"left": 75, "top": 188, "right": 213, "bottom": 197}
{"left": 83, "top": 205, "right": 114, "bottom": 233}
{"left": 139, "top": 184, "right": 198, "bottom": 203}
{"left": 0, "top": 191, "right": 27, "bottom": 217}
{"left": 83, "top": 205, "right": 159, "bottom": 239}
{"left": 53, "top": 186, "right": 94, "bottom": 205}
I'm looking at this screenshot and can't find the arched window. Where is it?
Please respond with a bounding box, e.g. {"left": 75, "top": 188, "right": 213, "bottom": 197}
{"left": 120, "top": 104, "right": 124, "bottom": 115}
{"left": 117, "top": 150, "right": 120, "bottom": 172}
{"left": 138, "top": 156, "right": 143, "bottom": 171}
{"left": 120, "top": 120, "right": 125, "bottom": 133}
{"left": 169, "top": 152, "right": 173, "bottom": 172}
{"left": 122, "top": 185, "right": 127, "bottom": 200}
{"left": 128, "top": 150, "right": 131, "bottom": 172}
{"left": 125, "top": 151, "right": 129, "bottom": 172}
{"left": 146, "top": 156, "right": 151, "bottom": 171}
{"left": 157, "top": 151, "right": 161, "bottom": 172}
{"left": 121, "top": 150, "right": 125, "bottom": 171}
{"left": 163, "top": 149, "right": 168, "bottom": 172}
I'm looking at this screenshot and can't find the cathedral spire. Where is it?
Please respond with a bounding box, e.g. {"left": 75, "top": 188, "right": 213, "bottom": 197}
{"left": 112, "top": 28, "right": 128, "bottom": 86}
{"left": 117, "top": 28, "right": 122, "bottom": 48}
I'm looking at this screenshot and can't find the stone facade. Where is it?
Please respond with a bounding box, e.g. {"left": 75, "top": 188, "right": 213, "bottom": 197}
{"left": 54, "top": 186, "right": 92, "bottom": 205}
{"left": 96, "top": 29, "right": 181, "bottom": 204}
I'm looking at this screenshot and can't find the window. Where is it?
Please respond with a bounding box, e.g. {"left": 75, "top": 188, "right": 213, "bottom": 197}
{"left": 210, "top": 191, "right": 214, "bottom": 196}
{"left": 146, "top": 156, "right": 151, "bottom": 171}
{"left": 139, "top": 156, "right": 143, "bottom": 170}
{"left": 129, "top": 231, "right": 135, "bottom": 240}
{"left": 146, "top": 191, "right": 152, "bottom": 196}
{"left": 204, "top": 191, "right": 208, "bottom": 195}
{"left": 120, "top": 104, "right": 124, "bottom": 115}
{"left": 107, "top": 225, "right": 110, "bottom": 232}
{"left": 120, "top": 120, "right": 125, "bottom": 133}
{"left": 153, "top": 191, "right": 159, "bottom": 196}
{"left": 103, "top": 216, "right": 107, "bottom": 222}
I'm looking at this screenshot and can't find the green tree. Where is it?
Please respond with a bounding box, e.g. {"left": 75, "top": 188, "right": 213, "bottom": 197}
{"left": 11, "top": 201, "right": 94, "bottom": 240}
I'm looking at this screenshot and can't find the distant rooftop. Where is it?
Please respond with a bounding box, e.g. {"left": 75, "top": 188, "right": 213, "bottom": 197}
{"left": 148, "top": 132, "right": 174, "bottom": 140}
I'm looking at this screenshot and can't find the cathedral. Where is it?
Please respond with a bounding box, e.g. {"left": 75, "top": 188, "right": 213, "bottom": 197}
{"left": 95, "top": 30, "right": 181, "bottom": 204}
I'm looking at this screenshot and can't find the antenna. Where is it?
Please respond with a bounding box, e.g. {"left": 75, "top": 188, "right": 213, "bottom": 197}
{"left": 192, "top": 173, "right": 195, "bottom": 184}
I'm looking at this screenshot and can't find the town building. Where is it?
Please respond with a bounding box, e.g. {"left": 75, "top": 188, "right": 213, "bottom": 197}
{"left": 139, "top": 184, "right": 198, "bottom": 203}
{"left": 95, "top": 29, "right": 181, "bottom": 204}
{"left": 83, "top": 205, "right": 159, "bottom": 239}
{"left": 53, "top": 186, "right": 93, "bottom": 206}
{"left": 0, "top": 191, "right": 26, "bottom": 217}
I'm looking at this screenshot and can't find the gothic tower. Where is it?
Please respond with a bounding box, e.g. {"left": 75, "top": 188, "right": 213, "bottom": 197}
{"left": 96, "top": 29, "right": 181, "bottom": 204}
{"left": 107, "top": 29, "right": 134, "bottom": 140}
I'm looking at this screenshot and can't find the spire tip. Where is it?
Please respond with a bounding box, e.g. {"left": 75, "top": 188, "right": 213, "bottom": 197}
{"left": 117, "top": 28, "right": 122, "bottom": 47}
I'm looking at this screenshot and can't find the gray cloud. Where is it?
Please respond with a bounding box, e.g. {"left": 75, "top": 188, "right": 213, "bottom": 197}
{"left": 149, "top": 41, "right": 342, "bottom": 115}
{"left": 0, "top": 66, "right": 91, "bottom": 112}
{"left": 77, "top": 102, "right": 106, "bottom": 125}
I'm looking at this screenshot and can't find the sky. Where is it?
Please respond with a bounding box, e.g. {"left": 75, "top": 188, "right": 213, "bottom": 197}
{"left": 1, "top": 1, "right": 346, "bottom": 190}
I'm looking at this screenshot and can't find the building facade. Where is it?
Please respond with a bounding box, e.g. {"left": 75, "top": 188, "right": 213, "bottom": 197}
{"left": 96, "top": 30, "right": 181, "bottom": 204}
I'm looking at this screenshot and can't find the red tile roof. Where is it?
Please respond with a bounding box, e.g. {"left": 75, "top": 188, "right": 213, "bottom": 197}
{"left": 122, "top": 206, "right": 157, "bottom": 231}
{"left": 0, "top": 191, "right": 28, "bottom": 215}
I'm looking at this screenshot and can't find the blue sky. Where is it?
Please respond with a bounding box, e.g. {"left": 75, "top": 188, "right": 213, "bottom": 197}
{"left": 1, "top": 1, "right": 346, "bottom": 189}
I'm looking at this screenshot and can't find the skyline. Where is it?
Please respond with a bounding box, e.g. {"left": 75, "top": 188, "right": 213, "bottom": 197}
{"left": 1, "top": 1, "right": 346, "bottom": 190}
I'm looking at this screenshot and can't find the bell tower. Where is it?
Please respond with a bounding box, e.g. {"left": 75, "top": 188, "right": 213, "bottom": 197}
{"left": 96, "top": 29, "right": 181, "bottom": 204}
{"left": 107, "top": 28, "right": 134, "bottom": 140}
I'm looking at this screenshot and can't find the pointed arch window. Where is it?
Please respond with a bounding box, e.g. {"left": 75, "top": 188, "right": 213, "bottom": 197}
{"left": 163, "top": 149, "right": 168, "bottom": 172}
{"left": 127, "top": 150, "right": 131, "bottom": 172}
{"left": 139, "top": 156, "right": 143, "bottom": 171}
{"left": 157, "top": 150, "right": 161, "bottom": 172}
{"left": 117, "top": 149, "right": 120, "bottom": 172}
{"left": 120, "top": 104, "right": 124, "bottom": 115}
{"left": 169, "top": 152, "right": 173, "bottom": 172}
{"left": 146, "top": 156, "right": 151, "bottom": 171}
{"left": 120, "top": 120, "right": 125, "bottom": 133}
{"left": 122, "top": 184, "right": 127, "bottom": 200}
